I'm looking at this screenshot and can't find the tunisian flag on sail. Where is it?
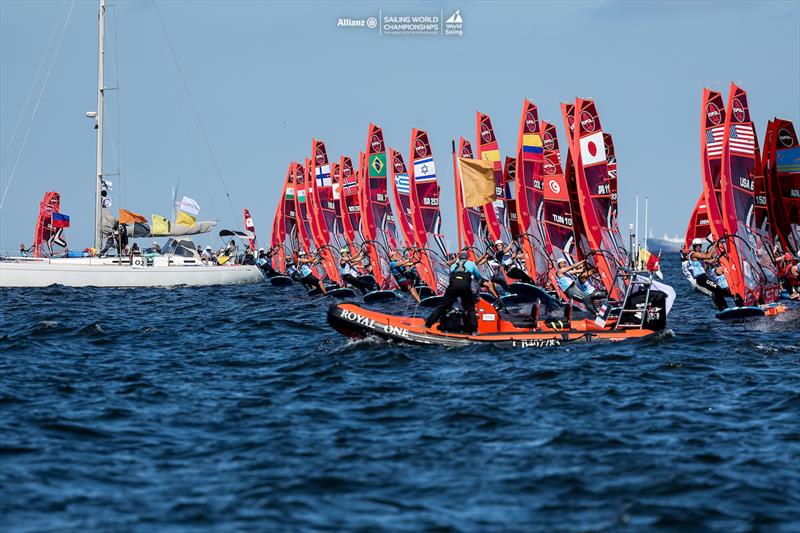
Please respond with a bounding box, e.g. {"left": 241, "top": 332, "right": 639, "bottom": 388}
{"left": 579, "top": 132, "right": 606, "bottom": 165}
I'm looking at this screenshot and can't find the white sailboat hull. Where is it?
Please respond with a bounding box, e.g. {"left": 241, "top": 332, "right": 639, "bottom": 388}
{"left": 0, "top": 257, "right": 263, "bottom": 288}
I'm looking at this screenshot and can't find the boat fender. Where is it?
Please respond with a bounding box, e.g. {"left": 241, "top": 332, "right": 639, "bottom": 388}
{"left": 545, "top": 319, "right": 566, "bottom": 330}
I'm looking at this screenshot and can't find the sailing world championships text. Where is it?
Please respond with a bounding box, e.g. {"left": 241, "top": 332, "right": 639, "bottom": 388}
{"left": 383, "top": 15, "right": 439, "bottom": 33}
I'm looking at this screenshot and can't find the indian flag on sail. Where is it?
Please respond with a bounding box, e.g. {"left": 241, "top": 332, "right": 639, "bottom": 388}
{"left": 297, "top": 188, "right": 306, "bottom": 203}
{"left": 413, "top": 157, "right": 436, "bottom": 183}
{"left": 286, "top": 187, "right": 295, "bottom": 200}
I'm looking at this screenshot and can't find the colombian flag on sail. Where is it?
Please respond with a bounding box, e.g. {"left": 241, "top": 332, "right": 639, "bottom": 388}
{"left": 521, "top": 133, "right": 543, "bottom": 160}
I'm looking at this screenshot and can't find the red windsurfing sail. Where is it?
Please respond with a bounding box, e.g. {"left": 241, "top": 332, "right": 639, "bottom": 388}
{"left": 513, "top": 100, "right": 550, "bottom": 286}
{"left": 388, "top": 148, "right": 415, "bottom": 248}
{"left": 409, "top": 128, "right": 449, "bottom": 293}
{"left": 604, "top": 133, "right": 618, "bottom": 222}
{"left": 452, "top": 137, "right": 486, "bottom": 252}
{"left": 560, "top": 104, "right": 592, "bottom": 264}
{"left": 360, "top": 124, "right": 398, "bottom": 289}
{"left": 683, "top": 195, "right": 712, "bottom": 249}
{"left": 503, "top": 157, "right": 520, "bottom": 239}
{"left": 541, "top": 120, "right": 580, "bottom": 265}
{"left": 475, "top": 112, "right": 511, "bottom": 243}
{"left": 718, "top": 84, "right": 781, "bottom": 305}
{"left": 293, "top": 161, "right": 314, "bottom": 255}
{"left": 307, "top": 139, "right": 343, "bottom": 284}
{"left": 339, "top": 155, "right": 362, "bottom": 246}
{"left": 763, "top": 119, "right": 800, "bottom": 255}
{"left": 33, "top": 191, "right": 67, "bottom": 257}
{"left": 700, "top": 89, "right": 727, "bottom": 240}
{"left": 270, "top": 164, "right": 298, "bottom": 273}
{"left": 567, "top": 99, "right": 627, "bottom": 297}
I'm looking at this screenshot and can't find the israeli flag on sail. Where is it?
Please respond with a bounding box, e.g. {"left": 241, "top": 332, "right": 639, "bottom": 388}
{"left": 315, "top": 164, "right": 331, "bottom": 187}
{"left": 413, "top": 157, "right": 436, "bottom": 183}
{"left": 395, "top": 174, "right": 410, "bottom": 194}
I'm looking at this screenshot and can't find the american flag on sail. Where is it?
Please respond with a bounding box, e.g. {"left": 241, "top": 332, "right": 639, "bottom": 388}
{"left": 395, "top": 174, "right": 410, "bottom": 194}
{"left": 706, "top": 126, "right": 725, "bottom": 157}
{"left": 728, "top": 124, "right": 755, "bottom": 156}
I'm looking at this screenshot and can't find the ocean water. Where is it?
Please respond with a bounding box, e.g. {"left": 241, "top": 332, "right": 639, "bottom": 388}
{"left": 1, "top": 254, "right": 798, "bottom": 532}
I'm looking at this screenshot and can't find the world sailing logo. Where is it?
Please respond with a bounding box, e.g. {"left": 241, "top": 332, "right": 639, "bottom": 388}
{"left": 445, "top": 9, "right": 463, "bottom": 36}
{"left": 706, "top": 102, "right": 722, "bottom": 125}
{"left": 732, "top": 98, "right": 746, "bottom": 122}
{"left": 778, "top": 128, "right": 794, "bottom": 147}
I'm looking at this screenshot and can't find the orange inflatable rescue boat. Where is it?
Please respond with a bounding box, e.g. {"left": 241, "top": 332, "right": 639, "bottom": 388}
{"left": 328, "top": 274, "right": 672, "bottom": 348}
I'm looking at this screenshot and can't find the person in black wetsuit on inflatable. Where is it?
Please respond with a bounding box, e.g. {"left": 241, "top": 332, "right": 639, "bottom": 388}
{"left": 425, "top": 250, "right": 481, "bottom": 332}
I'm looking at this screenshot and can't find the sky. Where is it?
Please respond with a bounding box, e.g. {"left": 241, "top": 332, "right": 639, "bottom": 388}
{"left": 1, "top": 0, "right": 798, "bottom": 251}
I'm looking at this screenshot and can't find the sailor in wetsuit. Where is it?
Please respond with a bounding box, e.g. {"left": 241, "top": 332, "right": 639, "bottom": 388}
{"left": 554, "top": 259, "right": 599, "bottom": 316}
{"left": 425, "top": 250, "right": 481, "bottom": 332}
{"left": 687, "top": 238, "right": 735, "bottom": 310}
{"left": 389, "top": 251, "right": 422, "bottom": 303}
{"left": 339, "top": 248, "right": 375, "bottom": 294}
{"left": 777, "top": 252, "right": 800, "bottom": 300}
{"left": 297, "top": 251, "right": 328, "bottom": 294}
{"left": 256, "top": 248, "right": 277, "bottom": 276}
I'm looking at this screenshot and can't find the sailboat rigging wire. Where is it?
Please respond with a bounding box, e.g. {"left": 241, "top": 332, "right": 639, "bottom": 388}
{"left": 1, "top": 0, "right": 69, "bottom": 169}
{"left": 0, "top": 0, "right": 77, "bottom": 212}
{"left": 151, "top": 0, "right": 236, "bottom": 222}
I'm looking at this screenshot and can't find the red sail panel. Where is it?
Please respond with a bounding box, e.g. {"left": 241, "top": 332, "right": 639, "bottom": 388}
{"left": 568, "top": 99, "right": 627, "bottom": 297}
{"left": 719, "top": 84, "right": 781, "bottom": 305}
{"left": 271, "top": 164, "right": 299, "bottom": 273}
{"left": 700, "top": 89, "right": 727, "bottom": 240}
{"left": 514, "top": 99, "right": 550, "bottom": 285}
{"left": 409, "top": 128, "right": 449, "bottom": 293}
{"left": 541, "top": 121, "right": 580, "bottom": 265}
{"left": 294, "top": 161, "right": 316, "bottom": 257}
{"left": 360, "top": 124, "right": 398, "bottom": 289}
{"left": 331, "top": 162, "right": 345, "bottom": 245}
{"left": 452, "top": 137, "right": 486, "bottom": 251}
{"left": 308, "top": 140, "right": 342, "bottom": 284}
{"left": 604, "top": 133, "right": 618, "bottom": 222}
{"left": 763, "top": 119, "right": 800, "bottom": 254}
{"left": 475, "top": 112, "right": 511, "bottom": 243}
{"left": 504, "top": 157, "right": 520, "bottom": 239}
{"left": 339, "top": 155, "right": 361, "bottom": 245}
{"left": 683, "top": 195, "right": 712, "bottom": 249}
{"left": 33, "top": 191, "right": 64, "bottom": 257}
{"left": 388, "top": 148, "right": 416, "bottom": 248}
{"left": 560, "top": 104, "right": 591, "bottom": 263}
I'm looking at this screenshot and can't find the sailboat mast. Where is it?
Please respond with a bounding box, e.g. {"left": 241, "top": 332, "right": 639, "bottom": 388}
{"left": 94, "top": 0, "right": 106, "bottom": 249}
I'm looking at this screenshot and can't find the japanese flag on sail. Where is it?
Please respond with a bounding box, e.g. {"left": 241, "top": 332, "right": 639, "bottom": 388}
{"left": 179, "top": 196, "right": 200, "bottom": 217}
{"left": 579, "top": 132, "right": 606, "bottom": 166}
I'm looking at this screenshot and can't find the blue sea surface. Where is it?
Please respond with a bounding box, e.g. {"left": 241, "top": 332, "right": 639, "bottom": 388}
{"left": 1, "top": 255, "right": 799, "bottom": 532}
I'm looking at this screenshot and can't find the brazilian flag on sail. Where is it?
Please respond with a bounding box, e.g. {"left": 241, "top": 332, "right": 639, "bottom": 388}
{"left": 369, "top": 153, "right": 387, "bottom": 177}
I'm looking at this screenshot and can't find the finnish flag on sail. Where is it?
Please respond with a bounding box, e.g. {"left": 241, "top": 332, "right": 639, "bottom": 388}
{"left": 413, "top": 157, "right": 437, "bottom": 183}
{"left": 315, "top": 164, "right": 331, "bottom": 187}
{"left": 395, "top": 174, "right": 410, "bottom": 194}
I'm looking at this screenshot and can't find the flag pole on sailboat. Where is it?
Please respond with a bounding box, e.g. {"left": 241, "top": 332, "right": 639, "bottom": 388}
{"left": 94, "top": 0, "right": 106, "bottom": 250}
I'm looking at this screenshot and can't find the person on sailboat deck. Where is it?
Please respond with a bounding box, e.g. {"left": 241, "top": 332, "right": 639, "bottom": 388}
{"left": 554, "top": 259, "right": 599, "bottom": 316}
{"left": 687, "top": 238, "right": 735, "bottom": 310}
{"left": 225, "top": 239, "right": 237, "bottom": 258}
{"left": 150, "top": 241, "right": 162, "bottom": 254}
{"left": 201, "top": 245, "right": 217, "bottom": 265}
{"left": 339, "top": 248, "right": 375, "bottom": 294}
{"left": 130, "top": 243, "right": 141, "bottom": 256}
{"left": 297, "top": 251, "right": 328, "bottom": 295}
{"left": 389, "top": 251, "right": 422, "bottom": 303}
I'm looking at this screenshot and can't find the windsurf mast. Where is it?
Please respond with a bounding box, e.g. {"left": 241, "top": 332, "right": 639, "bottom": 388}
{"left": 94, "top": 0, "right": 107, "bottom": 249}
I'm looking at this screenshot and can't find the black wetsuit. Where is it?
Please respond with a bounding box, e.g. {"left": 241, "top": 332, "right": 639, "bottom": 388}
{"left": 694, "top": 273, "right": 732, "bottom": 310}
{"left": 425, "top": 260, "right": 477, "bottom": 332}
